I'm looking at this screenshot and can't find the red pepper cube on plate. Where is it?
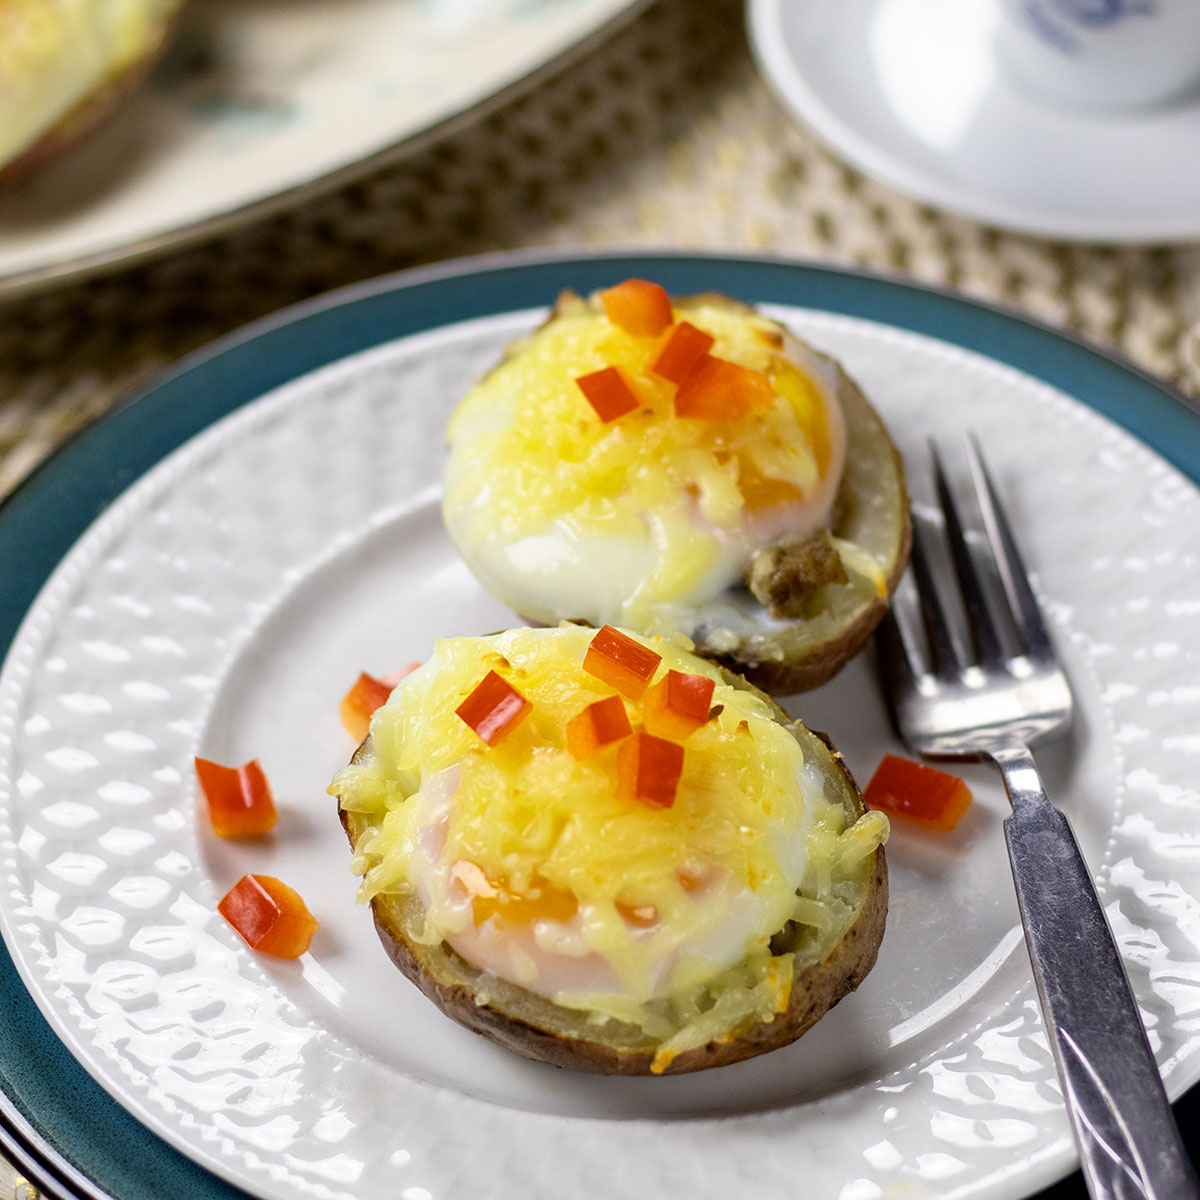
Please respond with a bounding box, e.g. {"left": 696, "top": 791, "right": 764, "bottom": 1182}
{"left": 651, "top": 321, "right": 715, "bottom": 384}
{"left": 566, "top": 694, "right": 632, "bottom": 760}
{"left": 582, "top": 626, "right": 662, "bottom": 701}
{"left": 599, "top": 279, "right": 673, "bottom": 337}
{"left": 194, "top": 757, "right": 277, "bottom": 838}
{"left": 339, "top": 672, "right": 393, "bottom": 743}
{"left": 218, "top": 874, "right": 318, "bottom": 958}
{"left": 456, "top": 670, "right": 532, "bottom": 745}
{"left": 642, "top": 670, "right": 716, "bottom": 742}
{"left": 674, "top": 355, "right": 775, "bottom": 420}
{"left": 575, "top": 366, "right": 640, "bottom": 423}
{"left": 864, "top": 754, "right": 973, "bottom": 832}
{"left": 617, "top": 732, "right": 684, "bottom": 809}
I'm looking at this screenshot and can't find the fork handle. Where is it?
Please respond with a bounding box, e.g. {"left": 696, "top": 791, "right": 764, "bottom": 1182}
{"left": 994, "top": 744, "right": 1200, "bottom": 1200}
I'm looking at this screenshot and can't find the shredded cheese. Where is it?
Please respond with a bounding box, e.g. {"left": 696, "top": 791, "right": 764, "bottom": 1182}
{"left": 330, "top": 625, "right": 888, "bottom": 1051}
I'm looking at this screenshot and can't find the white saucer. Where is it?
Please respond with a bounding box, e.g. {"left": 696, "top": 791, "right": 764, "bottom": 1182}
{"left": 747, "top": 0, "right": 1200, "bottom": 243}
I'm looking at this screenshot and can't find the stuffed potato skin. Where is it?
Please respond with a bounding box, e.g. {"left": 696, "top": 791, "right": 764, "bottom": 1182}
{"left": 0, "top": 0, "right": 180, "bottom": 185}
{"left": 335, "top": 668, "right": 887, "bottom": 1076}
{"left": 444, "top": 289, "right": 911, "bottom": 695}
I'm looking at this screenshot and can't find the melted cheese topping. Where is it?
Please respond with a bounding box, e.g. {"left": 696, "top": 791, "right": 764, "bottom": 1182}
{"left": 332, "top": 626, "right": 888, "bottom": 1057}
{"left": 443, "top": 297, "right": 847, "bottom": 636}
{"left": 0, "top": 0, "right": 175, "bottom": 168}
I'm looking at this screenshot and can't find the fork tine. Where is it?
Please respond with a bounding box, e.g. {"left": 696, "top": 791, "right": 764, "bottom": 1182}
{"left": 877, "top": 576, "right": 930, "bottom": 687}
{"left": 909, "top": 509, "right": 968, "bottom": 675}
{"left": 929, "top": 439, "right": 1007, "bottom": 666}
{"left": 875, "top": 606, "right": 920, "bottom": 700}
{"left": 965, "top": 434, "right": 1054, "bottom": 662}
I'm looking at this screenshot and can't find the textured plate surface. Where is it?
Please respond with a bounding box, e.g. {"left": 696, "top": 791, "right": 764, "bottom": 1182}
{"left": 0, "top": 0, "right": 642, "bottom": 295}
{"left": 1, "top": 290, "right": 1200, "bottom": 1199}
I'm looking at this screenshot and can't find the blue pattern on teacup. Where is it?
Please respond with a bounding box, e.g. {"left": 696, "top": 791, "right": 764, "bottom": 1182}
{"left": 1048, "top": 0, "right": 1155, "bottom": 27}
{"left": 1017, "top": 0, "right": 1156, "bottom": 56}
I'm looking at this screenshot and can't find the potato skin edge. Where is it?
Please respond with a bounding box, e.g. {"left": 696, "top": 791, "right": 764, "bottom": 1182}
{"left": 336, "top": 690, "right": 888, "bottom": 1076}
{"left": 362, "top": 848, "right": 887, "bottom": 1075}
{"left": 0, "top": 7, "right": 180, "bottom": 186}
{"left": 721, "top": 421, "right": 912, "bottom": 695}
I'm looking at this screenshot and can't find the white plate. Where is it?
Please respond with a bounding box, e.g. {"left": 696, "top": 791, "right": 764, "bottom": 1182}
{"left": 748, "top": 0, "right": 1200, "bottom": 243}
{"left": 2, "top": 300, "right": 1200, "bottom": 1200}
{"left": 0, "top": 0, "right": 644, "bottom": 296}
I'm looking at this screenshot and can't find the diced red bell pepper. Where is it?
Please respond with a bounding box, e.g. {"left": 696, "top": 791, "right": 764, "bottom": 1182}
{"left": 599, "top": 279, "right": 673, "bottom": 337}
{"left": 340, "top": 662, "right": 421, "bottom": 742}
{"left": 642, "top": 670, "right": 716, "bottom": 741}
{"left": 575, "top": 366, "right": 640, "bottom": 423}
{"left": 566, "top": 694, "right": 632, "bottom": 760}
{"left": 617, "top": 732, "right": 684, "bottom": 809}
{"left": 674, "top": 355, "right": 776, "bottom": 420}
{"left": 194, "top": 757, "right": 277, "bottom": 838}
{"left": 651, "top": 321, "right": 715, "bottom": 384}
{"left": 340, "top": 672, "right": 392, "bottom": 742}
{"left": 456, "top": 670, "right": 532, "bottom": 745}
{"left": 218, "top": 874, "right": 318, "bottom": 958}
{"left": 864, "top": 754, "right": 973, "bottom": 832}
{"left": 582, "top": 625, "right": 662, "bottom": 701}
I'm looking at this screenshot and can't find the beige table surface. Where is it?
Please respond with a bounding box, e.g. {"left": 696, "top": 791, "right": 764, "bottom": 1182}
{"left": 1, "top": 0, "right": 1199, "bottom": 1195}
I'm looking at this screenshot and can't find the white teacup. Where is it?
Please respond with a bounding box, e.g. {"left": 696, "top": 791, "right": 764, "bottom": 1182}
{"left": 995, "top": 0, "right": 1200, "bottom": 113}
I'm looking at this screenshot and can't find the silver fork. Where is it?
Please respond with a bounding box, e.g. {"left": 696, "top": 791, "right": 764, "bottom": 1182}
{"left": 875, "top": 436, "right": 1199, "bottom": 1200}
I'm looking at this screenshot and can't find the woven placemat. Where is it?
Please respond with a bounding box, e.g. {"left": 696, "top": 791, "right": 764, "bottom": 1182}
{"left": 0, "top": 1159, "right": 36, "bottom": 1200}
{"left": 2, "top": 0, "right": 1198, "bottom": 500}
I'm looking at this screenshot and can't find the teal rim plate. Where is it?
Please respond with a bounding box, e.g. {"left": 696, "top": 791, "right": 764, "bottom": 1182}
{"left": 0, "top": 250, "right": 1197, "bottom": 1200}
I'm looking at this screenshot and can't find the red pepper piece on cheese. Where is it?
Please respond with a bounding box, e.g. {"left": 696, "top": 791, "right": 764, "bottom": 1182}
{"left": 582, "top": 625, "right": 662, "bottom": 701}
{"left": 651, "top": 321, "right": 715, "bottom": 384}
{"left": 566, "top": 694, "right": 632, "bottom": 760}
{"left": 674, "top": 355, "right": 775, "bottom": 420}
{"left": 617, "top": 732, "right": 684, "bottom": 809}
{"left": 576, "top": 366, "right": 640, "bottom": 423}
{"left": 642, "top": 670, "right": 716, "bottom": 741}
{"left": 456, "top": 670, "right": 532, "bottom": 745}
{"left": 599, "top": 279, "right": 673, "bottom": 337}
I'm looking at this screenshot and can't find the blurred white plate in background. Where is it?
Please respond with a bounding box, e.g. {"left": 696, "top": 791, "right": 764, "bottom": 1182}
{"left": 0, "top": 0, "right": 646, "bottom": 296}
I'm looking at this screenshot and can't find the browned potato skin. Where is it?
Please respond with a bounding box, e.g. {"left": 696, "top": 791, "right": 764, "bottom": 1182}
{"left": 0, "top": 9, "right": 178, "bottom": 187}
{"left": 336, "top": 676, "right": 888, "bottom": 1075}
{"left": 678, "top": 295, "right": 911, "bottom": 694}
{"left": 724, "top": 357, "right": 912, "bottom": 695}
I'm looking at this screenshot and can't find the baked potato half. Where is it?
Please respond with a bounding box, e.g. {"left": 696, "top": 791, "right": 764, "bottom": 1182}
{"left": 442, "top": 285, "right": 910, "bottom": 695}
{"left": 331, "top": 625, "right": 888, "bottom": 1075}
{"left": 0, "top": 0, "right": 180, "bottom": 185}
